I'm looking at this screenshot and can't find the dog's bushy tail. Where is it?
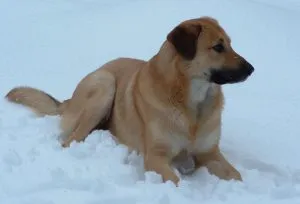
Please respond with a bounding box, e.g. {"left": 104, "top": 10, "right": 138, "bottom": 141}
{"left": 5, "top": 86, "right": 69, "bottom": 116}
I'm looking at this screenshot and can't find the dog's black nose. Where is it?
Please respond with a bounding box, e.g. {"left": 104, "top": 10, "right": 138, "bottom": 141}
{"left": 241, "top": 60, "right": 254, "bottom": 75}
{"left": 248, "top": 65, "right": 254, "bottom": 75}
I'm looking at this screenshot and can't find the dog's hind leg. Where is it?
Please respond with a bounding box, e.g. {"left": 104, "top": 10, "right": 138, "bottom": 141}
{"left": 60, "top": 70, "right": 116, "bottom": 147}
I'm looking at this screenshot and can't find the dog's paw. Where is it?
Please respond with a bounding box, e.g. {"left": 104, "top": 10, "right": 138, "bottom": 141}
{"left": 205, "top": 161, "right": 242, "bottom": 181}
{"left": 61, "top": 141, "right": 71, "bottom": 148}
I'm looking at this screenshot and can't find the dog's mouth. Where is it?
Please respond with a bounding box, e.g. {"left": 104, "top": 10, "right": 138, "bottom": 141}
{"left": 209, "top": 61, "right": 254, "bottom": 85}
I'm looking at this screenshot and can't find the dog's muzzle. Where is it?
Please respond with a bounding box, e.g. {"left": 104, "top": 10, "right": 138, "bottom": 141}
{"left": 210, "top": 60, "right": 254, "bottom": 85}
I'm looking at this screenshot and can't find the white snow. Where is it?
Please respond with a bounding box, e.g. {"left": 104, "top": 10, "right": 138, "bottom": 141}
{"left": 1, "top": 0, "right": 300, "bottom": 203}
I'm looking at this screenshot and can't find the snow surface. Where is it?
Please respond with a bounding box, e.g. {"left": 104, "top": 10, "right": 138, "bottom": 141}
{"left": 1, "top": 0, "right": 300, "bottom": 203}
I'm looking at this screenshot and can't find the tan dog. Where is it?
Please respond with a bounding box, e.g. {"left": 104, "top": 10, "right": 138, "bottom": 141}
{"left": 5, "top": 17, "right": 254, "bottom": 185}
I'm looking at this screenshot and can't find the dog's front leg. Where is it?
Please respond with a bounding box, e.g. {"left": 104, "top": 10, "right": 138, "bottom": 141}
{"left": 144, "top": 144, "right": 180, "bottom": 186}
{"left": 194, "top": 147, "right": 242, "bottom": 181}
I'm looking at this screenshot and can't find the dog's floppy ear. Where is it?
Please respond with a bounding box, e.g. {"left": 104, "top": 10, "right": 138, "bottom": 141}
{"left": 167, "top": 24, "right": 202, "bottom": 60}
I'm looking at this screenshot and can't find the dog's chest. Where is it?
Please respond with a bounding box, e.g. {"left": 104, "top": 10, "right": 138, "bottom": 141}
{"left": 150, "top": 108, "right": 220, "bottom": 157}
{"left": 168, "top": 125, "right": 220, "bottom": 156}
{"left": 150, "top": 79, "right": 221, "bottom": 157}
{"left": 167, "top": 85, "right": 220, "bottom": 156}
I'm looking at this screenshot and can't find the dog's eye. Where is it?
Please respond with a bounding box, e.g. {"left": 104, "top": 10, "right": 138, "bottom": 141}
{"left": 212, "top": 43, "right": 225, "bottom": 53}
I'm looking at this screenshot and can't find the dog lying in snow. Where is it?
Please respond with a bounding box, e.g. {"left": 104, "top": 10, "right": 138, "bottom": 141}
{"left": 6, "top": 16, "right": 254, "bottom": 185}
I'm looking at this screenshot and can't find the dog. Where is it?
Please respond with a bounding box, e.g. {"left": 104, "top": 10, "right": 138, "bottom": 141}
{"left": 5, "top": 16, "right": 254, "bottom": 185}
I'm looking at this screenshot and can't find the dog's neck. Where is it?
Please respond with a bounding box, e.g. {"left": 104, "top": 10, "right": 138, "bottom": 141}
{"left": 189, "top": 77, "right": 215, "bottom": 110}
{"left": 146, "top": 42, "right": 219, "bottom": 115}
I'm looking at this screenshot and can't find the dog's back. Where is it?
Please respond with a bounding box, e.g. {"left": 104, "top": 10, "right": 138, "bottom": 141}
{"left": 5, "top": 58, "right": 145, "bottom": 117}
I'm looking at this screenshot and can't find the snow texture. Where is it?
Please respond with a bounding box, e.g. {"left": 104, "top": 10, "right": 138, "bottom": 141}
{"left": 1, "top": 0, "right": 300, "bottom": 203}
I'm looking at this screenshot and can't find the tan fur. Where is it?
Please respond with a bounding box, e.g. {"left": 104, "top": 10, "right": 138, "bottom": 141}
{"left": 6, "top": 86, "right": 65, "bottom": 116}
{"left": 6, "top": 16, "right": 255, "bottom": 185}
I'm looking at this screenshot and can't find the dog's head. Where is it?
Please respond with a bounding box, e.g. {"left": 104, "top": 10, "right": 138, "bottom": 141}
{"left": 166, "top": 17, "right": 254, "bottom": 85}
